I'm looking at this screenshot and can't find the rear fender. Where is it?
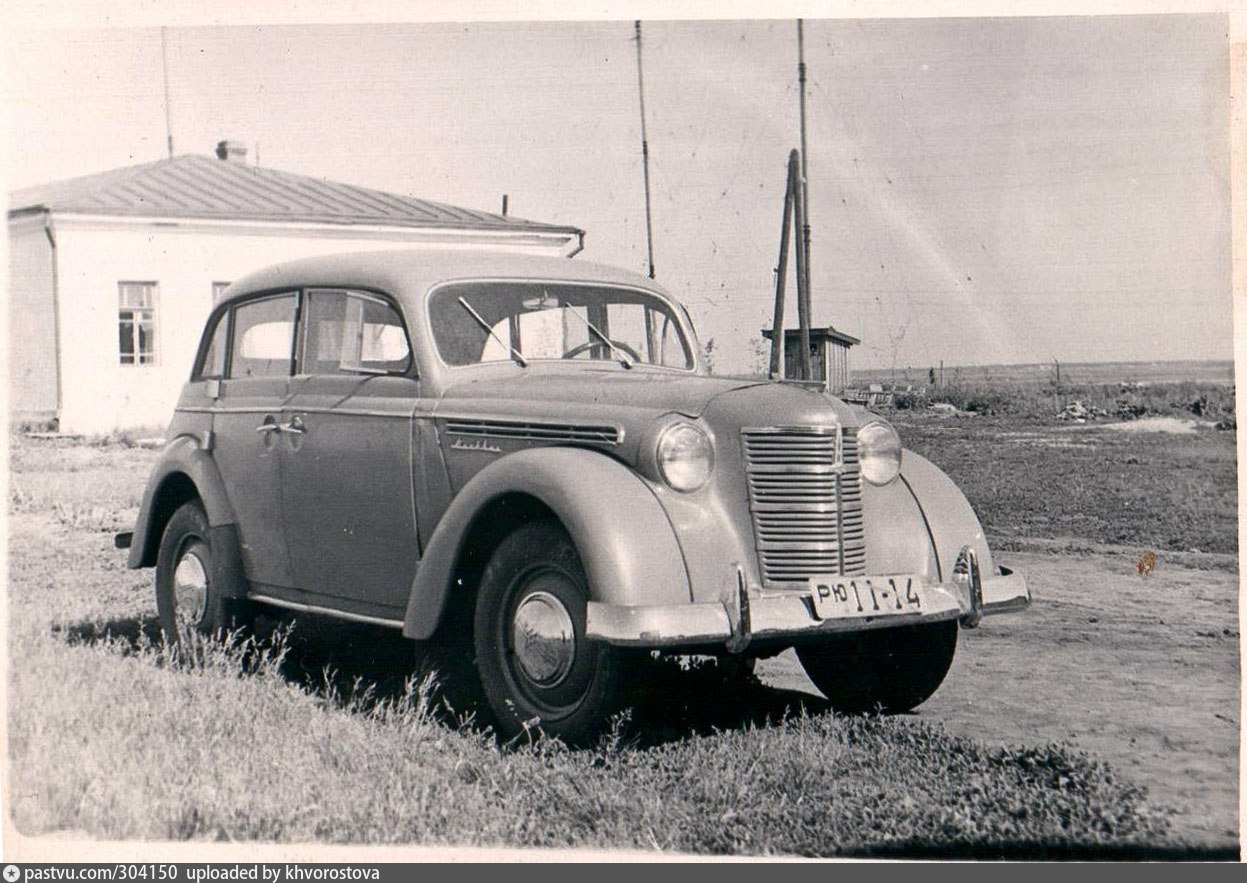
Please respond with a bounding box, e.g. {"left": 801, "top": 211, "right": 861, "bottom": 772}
{"left": 402, "top": 447, "right": 690, "bottom": 640}
{"left": 127, "top": 435, "right": 236, "bottom": 569}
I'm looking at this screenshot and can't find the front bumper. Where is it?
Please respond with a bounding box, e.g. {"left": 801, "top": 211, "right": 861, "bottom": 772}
{"left": 586, "top": 551, "right": 1029, "bottom": 650}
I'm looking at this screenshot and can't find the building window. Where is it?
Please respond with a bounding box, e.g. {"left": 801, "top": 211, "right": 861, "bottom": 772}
{"left": 212, "top": 281, "right": 232, "bottom": 303}
{"left": 118, "top": 282, "right": 157, "bottom": 366}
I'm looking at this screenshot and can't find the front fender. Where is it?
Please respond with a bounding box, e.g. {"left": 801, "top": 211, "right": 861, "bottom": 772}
{"left": 402, "top": 447, "right": 691, "bottom": 640}
{"left": 896, "top": 450, "right": 992, "bottom": 581}
{"left": 128, "top": 435, "right": 237, "bottom": 569}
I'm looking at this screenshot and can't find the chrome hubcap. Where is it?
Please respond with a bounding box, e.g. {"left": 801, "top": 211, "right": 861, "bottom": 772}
{"left": 511, "top": 589, "right": 576, "bottom": 687}
{"left": 172, "top": 547, "right": 208, "bottom": 627}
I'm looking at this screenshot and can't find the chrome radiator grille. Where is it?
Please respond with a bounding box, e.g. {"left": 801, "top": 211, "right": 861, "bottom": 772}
{"left": 742, "top": 426, "right": 866, "bottom": 588}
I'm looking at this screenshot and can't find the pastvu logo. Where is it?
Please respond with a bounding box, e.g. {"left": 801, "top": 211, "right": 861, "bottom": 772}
{"left": 3, "top": 865, "right": 20, "bottom": 883}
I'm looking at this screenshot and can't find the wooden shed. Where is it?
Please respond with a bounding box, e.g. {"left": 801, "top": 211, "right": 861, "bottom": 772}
{"left": 761, "top": 326, "right": 860, "bottom": 392}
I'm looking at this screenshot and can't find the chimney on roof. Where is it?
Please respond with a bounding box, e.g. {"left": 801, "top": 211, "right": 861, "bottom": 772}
{"left": 215, "top": 140, "right": 248, "bottom": 162}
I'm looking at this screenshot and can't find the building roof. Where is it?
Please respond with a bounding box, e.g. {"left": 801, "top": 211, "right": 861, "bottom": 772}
{"left": 762, "top": 325, "right": 860, "bottom": 347}
{"left": 7, "top": 153, "right": 582, "bottom": 238}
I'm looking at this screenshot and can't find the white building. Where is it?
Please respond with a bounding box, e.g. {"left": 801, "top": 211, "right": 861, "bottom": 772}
{"left": 7, "top": 141, "right": 584, "bottom": 433}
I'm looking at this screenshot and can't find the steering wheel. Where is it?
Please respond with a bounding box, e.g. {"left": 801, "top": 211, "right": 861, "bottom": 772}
{"left": 561, "top": 339, "right": 642, "bottom": 362}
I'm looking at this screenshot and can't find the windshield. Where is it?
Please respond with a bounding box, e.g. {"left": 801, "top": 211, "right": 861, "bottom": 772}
{"left": 429, "top": 281, "right": 695, "bottom": 369}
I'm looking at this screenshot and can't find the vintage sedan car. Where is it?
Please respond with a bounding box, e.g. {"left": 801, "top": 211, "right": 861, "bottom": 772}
{"left": 119, "top": 250, "right": 1029, "bottom": 743}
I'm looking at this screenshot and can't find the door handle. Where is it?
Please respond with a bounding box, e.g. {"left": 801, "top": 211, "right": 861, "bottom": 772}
{"left": 255, "top": 421, "right": 280, "bottom": 434}
{"left": 279, "top": 415, "right": 306, "bottom": 435}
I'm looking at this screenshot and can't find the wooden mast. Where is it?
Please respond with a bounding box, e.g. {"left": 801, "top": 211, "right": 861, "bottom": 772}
{"left": 769, "top": 151, "right": 799, "bottom": 378}
{"left": 634, "top": 20, "right": 657, "bottom": 280}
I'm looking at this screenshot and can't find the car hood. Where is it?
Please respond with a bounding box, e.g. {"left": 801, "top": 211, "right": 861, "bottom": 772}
{"left": 699, "top": 380, "right": 862, "bottom": 430}
{"left": 435, "top": 366, "right": 770, "bottom": 420}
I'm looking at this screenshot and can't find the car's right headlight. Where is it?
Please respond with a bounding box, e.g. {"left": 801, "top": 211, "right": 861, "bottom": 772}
{"left": 656, "top": 423, "right": 714, "bottom": 492}
{"left": 857, "top": 420, "right": 902, "bottom": 486}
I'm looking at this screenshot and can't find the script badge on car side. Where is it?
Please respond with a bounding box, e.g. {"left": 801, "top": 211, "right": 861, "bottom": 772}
{"left": 810, "top": 574, "right": 925, "bottom": 620}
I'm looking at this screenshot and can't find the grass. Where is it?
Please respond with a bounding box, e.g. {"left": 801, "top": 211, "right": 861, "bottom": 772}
{"left": 891, "top": 413, "right": 1238, "bottom": 555}
{"left": 3, "top": 429, "right": 1213, "bottom": 857}
{"left": 9, "top": 437, "right": 147, "bottom": 531}
{"left": 11, "top": 621, "right": 1172, "bottom": 856}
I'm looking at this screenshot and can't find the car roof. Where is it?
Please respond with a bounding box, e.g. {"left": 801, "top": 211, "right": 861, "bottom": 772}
{"left": 221, "top": 249, "right": 668, "bottom": 307}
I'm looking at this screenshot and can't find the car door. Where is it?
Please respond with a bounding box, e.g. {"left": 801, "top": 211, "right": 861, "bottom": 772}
{"left": 279, "top": 288, "right": 421, "bottom": 614}
{"left": 210, "top": 292, "right": 298, "bottom": 590}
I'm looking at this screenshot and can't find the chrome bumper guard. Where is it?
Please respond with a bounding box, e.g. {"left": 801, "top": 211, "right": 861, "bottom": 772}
{"left": 586, "top": 548, "right": 1030, "bottom": 649}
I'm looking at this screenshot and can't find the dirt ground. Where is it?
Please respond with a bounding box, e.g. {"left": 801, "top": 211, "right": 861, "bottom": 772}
{"left": 757, "top": 547, "right": 1241, "bottom": 849}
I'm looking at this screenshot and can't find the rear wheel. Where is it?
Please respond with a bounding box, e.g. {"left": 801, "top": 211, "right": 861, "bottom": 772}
{"left": 796, "top": 620, "right": 958, "bottom": 714}
{"left": 154, "top": 501, "right": 252, "bottom": 643}
{"left": 474, "top": 519, "right": 626, "bottom": 745}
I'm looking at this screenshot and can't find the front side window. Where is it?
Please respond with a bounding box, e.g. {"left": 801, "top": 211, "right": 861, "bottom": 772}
{"left": 228, "top": 294, "right": 297, "bottom": 378}
{"left": 428, "top": 281, "right": 694, "bottom": 370}
{"left": 301, "top": 289, "right": 412, "bottom": 376}
{"left": 118, "top": 281, "right": 157, "bottom": 366}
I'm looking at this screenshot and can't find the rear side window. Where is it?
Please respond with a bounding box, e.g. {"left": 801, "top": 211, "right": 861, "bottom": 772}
{"left": 229, "top": 294, "right": 297, "bottom": 378}
{"left": 301, "top": 289, "right": 412, "bottom": 376}
{"left": 196, "top": 312, "right": 229, "bottom": 379}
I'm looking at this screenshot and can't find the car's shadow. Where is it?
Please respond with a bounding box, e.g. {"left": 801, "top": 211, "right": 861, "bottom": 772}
{"left": 59, "top": 612, "right": 830, "bottom": 750}
{"left": 259, "top": 614, "right": 834, "bottom": 749}
{"left": 60, "top": 614, "right": 165, "bottom": 647}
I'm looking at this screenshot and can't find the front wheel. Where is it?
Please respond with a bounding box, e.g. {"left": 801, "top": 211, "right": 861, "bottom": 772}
{"left": 154, "top": 501, "right": 251, "bottom": 643}
{"left": 474, "top": 519, "right": 626, "bottom": 745}
{"left": 796, "top": 620, "right": 958, "bottom": 714}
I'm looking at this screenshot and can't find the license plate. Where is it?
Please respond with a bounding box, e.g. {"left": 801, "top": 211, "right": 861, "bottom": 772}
{"left": 810, "top": 574, "right": 925, "bottom": 621}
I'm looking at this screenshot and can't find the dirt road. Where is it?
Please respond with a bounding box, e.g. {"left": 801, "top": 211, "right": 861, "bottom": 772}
{"left": 757, "top": 547, "right": 1240, "bottom": 849}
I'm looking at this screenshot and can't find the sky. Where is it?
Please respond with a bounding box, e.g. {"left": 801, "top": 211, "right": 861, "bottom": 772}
{"left": 2, "top": 8, "right": 1234, "bottom": 374}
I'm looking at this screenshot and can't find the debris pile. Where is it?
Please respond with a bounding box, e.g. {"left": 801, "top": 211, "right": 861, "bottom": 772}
{"left": 1056, "top": 400, "right": 1108, "bottom": 423}
{"left": 1114, "top": 400, "right": 1148, "bottom": 420}
{"left": 1187, "top": 393, "right": 1237, "bottom": 430}
{"left": 930, "top": 402, "right": 975, "bottom": 418}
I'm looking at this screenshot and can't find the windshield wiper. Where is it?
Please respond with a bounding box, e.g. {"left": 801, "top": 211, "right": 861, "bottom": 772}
{"left": 458, "top": 296, "right": 528, "bottom": 367}
{"left": 567, "top": 307, "right": 633, "bottom": 369}
{"left": 339, "top": 365, "right": 395, "bottom": 376}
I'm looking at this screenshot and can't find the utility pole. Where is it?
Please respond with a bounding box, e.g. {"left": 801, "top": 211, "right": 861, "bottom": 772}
{"left": 634, "top": 20, "right": 656, "bottom": 280}
{"left": 161, "top": 27, "right": 174, "bottom": 158}
{"left": 793, "top": 151, "right": 813, "bottom": 381}
{"left": 795, "top": 20, "right": 813, "bottom": 381}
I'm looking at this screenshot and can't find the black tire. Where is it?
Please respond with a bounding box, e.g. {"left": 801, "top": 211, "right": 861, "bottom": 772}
{"left": 796, "top": 620, "right": 958, "bottom": 714}
{"left": 474, "top": 519, "right": 626, "bottom": 746}
{"left": 154, "top": 501, "right": 251, "bottom": 643}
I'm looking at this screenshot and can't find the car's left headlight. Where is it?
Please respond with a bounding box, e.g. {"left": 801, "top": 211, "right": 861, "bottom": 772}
{"left": 857, "top": 420, "right": 902, "bottom": 485}
{"left": 656, "top": 423, "right": 714, "bottom": 492}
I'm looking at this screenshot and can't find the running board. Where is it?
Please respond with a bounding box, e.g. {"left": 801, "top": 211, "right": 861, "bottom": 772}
{"left": 248, "top": 594, "right": 405, "bottom": 630}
